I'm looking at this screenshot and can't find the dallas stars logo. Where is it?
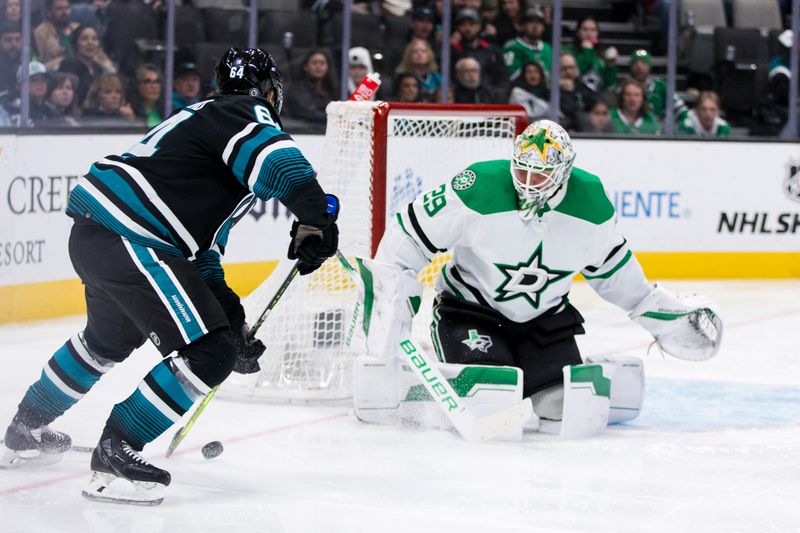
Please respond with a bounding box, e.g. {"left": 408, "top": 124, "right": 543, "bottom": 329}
{"left": 518, "top": 126, "right": 562, "bottom": 161}
{"left": 494, "top": 243, "right": 571, "bottom": 308}
{"left": 462, "top": 329, "right": 493, "bottom": 353}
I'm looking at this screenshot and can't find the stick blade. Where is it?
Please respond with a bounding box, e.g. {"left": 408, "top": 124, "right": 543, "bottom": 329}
{"left": 467, "top": 398, "right": 533, "bottom": 442}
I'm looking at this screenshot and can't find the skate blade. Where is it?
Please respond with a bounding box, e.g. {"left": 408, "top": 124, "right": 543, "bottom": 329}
{"left": 81, "top": 472, "right": 166, "bottom": 506}
{"left": 0, "top": 445, "right": 64, "bottom": 470}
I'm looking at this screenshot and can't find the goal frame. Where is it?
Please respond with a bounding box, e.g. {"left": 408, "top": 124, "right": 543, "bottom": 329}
{"left": 368, "top": 103, "right": 529, "bottom": 256}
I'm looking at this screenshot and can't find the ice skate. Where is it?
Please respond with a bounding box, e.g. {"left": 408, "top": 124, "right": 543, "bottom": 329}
{"left": 82, "top": 428, "right": 171, "bottom": 506}
{"left": 0, "top": 419, "right": 72, "bottom": 470}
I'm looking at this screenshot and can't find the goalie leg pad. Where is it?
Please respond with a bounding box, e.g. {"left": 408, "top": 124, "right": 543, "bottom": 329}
{"left": 586, "top": 355, "right": 644, "bottom": 424}
{"left": 353, "top": 355, "right": 525, "bottom": 441}
{"left": 537, "top": 364, "right": 611, "bottom": 439}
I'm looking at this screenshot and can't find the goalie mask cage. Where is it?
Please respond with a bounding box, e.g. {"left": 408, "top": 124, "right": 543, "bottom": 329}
{"left": 222, "top": 101, "right": 527, "bottom": 403}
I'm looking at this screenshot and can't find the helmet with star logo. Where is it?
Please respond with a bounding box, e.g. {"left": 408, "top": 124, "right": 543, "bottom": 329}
{"left": 511, "top": 120, "right": 576, "bottom": 209}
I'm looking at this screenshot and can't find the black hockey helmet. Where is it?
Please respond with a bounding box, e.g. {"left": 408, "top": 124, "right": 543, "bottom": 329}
{"left": 215, "top": 47, "right": 284, "bottom": 114}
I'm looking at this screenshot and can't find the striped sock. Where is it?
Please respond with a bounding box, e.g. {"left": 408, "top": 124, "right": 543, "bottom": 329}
{"left": 107, "top": 356, "right": 211, "bottom": 450}
{"left": 17, "top": 332, "right": 114, "bottom": 426}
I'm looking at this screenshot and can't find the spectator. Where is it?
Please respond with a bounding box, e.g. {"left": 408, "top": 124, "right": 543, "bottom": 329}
{"left": 628, "top": 48, "right": 684, "bottom": 121}
{"left": 610, "top": 79, "right": 660, "bottom": 135}
{"left": 34, "top": 0, "right": 79, "bottom": 70}
{"left": 172, "top": 62, "right": 201, "bottom": 111}
{"left": 409, "top": 5, "right": 437, "bottom": 48}
{"left": 760, "top": 29, "right": 792, "bottom": 136}
{"left": 82, "top": 72, "right": 135, "bottom": 126}
{"left": 347, "top": 47, "right": 371, "bottom": 95}
{"left": 2, "top": 61, "right": 63, "bottom": 125}
{"left": 0, "top": 21, "right": 21, "bottom": 94}
{"left": 453, "top": 56, "right": 493, "bottom": 103}
{"left": 677, "top": 91, "right": 730, "bottom": 137}
{"left": 563, "top": 15, "right": 617, "bottom": 92}
{"left": 44, "top": 71, "right": 80, "bottom": 126}
{"left": 451, "top": 8, "right": 508, "bottom": 101}
{"left": 502, "top": 7, "right": 551, "bottom": 81}
{"left": 558, "top": 52, "right": 595, "bottom": 131}
{"left": 485, "top": 0, "right": 524, "bottom": 47}
{"left": 387, "top": 5, "right": 438, "bottom": 74}
{"left": 392, "top": 72, "right": 422, "bottom": 103}
{"left": 508, "top": 60, "right": 550, "bottom": 122}
{"left": 129, "top": 63, "right": 163, "bottom": 128}
{"left": 285, "top": 49, "right": 337, "bottom": 126}
{"left": 2, "top": 0, "right": 21, "bottom": 23}
{"left": 395, "top": 38, "right": 441, "bottom": 102}
{"left": 58, "top": 24, "right": 114, "bottom": 105}
{"left": 577, "top": 99, "right": 614, "bottom": 134}
{"left": 70, "top": 0, "right": 111, "bottom": 40}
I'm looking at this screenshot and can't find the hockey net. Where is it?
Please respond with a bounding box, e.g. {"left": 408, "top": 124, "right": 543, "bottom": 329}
{"left": 221, "top": 101, "right": 527, "bottom": 403}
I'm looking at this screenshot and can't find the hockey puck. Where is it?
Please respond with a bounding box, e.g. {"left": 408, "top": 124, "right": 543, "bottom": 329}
{"left": 201, "top": 440, "right": 223, "bottom": 459}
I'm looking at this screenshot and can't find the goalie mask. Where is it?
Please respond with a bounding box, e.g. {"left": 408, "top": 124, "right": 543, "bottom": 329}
{"left": 215, "top": 47, "right": 284, "bottom": 115}
{"left": 511, "top": 120, "right": 576, "bottom": 211}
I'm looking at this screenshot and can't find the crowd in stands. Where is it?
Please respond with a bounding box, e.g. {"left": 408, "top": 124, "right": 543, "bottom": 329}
{"left": 0, "top": 0, "right": 795, "bottom": 138}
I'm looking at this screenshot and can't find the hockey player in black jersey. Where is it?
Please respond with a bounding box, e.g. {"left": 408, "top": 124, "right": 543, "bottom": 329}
{"left": 0, "top": 48, "right": 339, "bottom": 505}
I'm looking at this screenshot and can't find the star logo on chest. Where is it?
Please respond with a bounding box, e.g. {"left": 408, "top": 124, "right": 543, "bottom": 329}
{"left": 493, "top": 243, "right": 571, "bottom": 308}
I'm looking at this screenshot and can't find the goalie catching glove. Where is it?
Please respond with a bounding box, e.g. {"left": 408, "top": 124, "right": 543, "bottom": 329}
{"left": 629, "top": 284, "right": 723, "bottom": 361}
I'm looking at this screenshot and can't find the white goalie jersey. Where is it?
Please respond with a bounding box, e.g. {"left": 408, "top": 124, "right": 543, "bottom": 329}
{"left": 376, "top": 159, "right": 653, "bottom": 322}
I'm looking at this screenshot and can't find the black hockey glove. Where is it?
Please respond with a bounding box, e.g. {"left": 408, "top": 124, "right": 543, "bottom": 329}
{"left": 207, "top": 280, "right": 265, "bottom": 374}
{"left": 231, "top": 321, "right": 266, "bottom": 375}
{"left": 287, "top": 194, "right": 339, "bottom": 275}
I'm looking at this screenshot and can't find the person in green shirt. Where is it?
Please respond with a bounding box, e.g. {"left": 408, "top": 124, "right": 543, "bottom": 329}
{"left": 629, "top": 48, "right": 686, "bottom": 121}
{"left": 610, "top": 78, "right": 661, "bottom": 135}
{"left": 131, "top": 63, "right": 164, "bottom": 128}
{"left": 502, "top": 7, "right": 551, "bottom": 81}
{"left": 677, "top": 91, "right": 731, "bottom": 137}
{"left": 563, "top": 15, "right": 618, "bottom": 91}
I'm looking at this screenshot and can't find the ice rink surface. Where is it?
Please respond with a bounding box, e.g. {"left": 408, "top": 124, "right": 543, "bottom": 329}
{"left": 1, "top": 281, "right": 798, "bottom": 533}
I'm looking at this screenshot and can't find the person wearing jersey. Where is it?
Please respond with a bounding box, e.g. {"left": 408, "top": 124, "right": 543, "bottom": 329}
{"left": 0, "top": 48, "right": 339, "bottom": 505}
{"left": 374, "top": 119, "right": 721, "bottom": 423}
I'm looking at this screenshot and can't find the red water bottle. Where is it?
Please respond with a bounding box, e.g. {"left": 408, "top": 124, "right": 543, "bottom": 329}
{"left": 348, "top": 72, "right": 382, "bottom": 101}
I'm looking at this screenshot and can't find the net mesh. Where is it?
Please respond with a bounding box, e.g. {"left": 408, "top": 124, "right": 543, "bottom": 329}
{"left": 222, "top": 102, "right": 521, "bottom": 402}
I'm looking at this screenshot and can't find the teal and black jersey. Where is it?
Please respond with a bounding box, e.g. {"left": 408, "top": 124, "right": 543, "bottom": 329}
{"left": 66, "top": 95, "right": 322, "bottom": 261}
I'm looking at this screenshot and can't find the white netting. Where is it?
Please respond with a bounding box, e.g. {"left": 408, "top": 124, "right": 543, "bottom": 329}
{"left": 221, "top": 102, "right": 523, "bottom": 403}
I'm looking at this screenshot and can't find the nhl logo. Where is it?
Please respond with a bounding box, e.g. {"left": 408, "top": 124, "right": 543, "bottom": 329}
{"left": 784, "top": 160, "right": 800, "bottom": 203}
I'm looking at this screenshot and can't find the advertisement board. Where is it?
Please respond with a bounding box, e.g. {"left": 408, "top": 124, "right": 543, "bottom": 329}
{"left": 1, "top": 132, "right": 799, "bottom": 322}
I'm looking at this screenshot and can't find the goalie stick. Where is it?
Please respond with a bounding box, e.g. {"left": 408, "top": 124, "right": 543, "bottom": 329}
{"left": 334, "top": 253, "right": 534, "bottom": 442}
{"left": 165, "top": 261, "right": 300, "bottom": 458}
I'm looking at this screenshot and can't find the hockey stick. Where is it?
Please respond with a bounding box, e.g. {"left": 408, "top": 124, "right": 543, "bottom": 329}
{"left": 165, "top": 262, "right": 300, "bottom": 458}
{"left": 334, "top": 254, "right": 533, "bottom": 442}
{"left": 399, "top": 338, "right": 533, "bottom": 442}
{"left": 0, "top": 440, "right": 94, "bottom": 454}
